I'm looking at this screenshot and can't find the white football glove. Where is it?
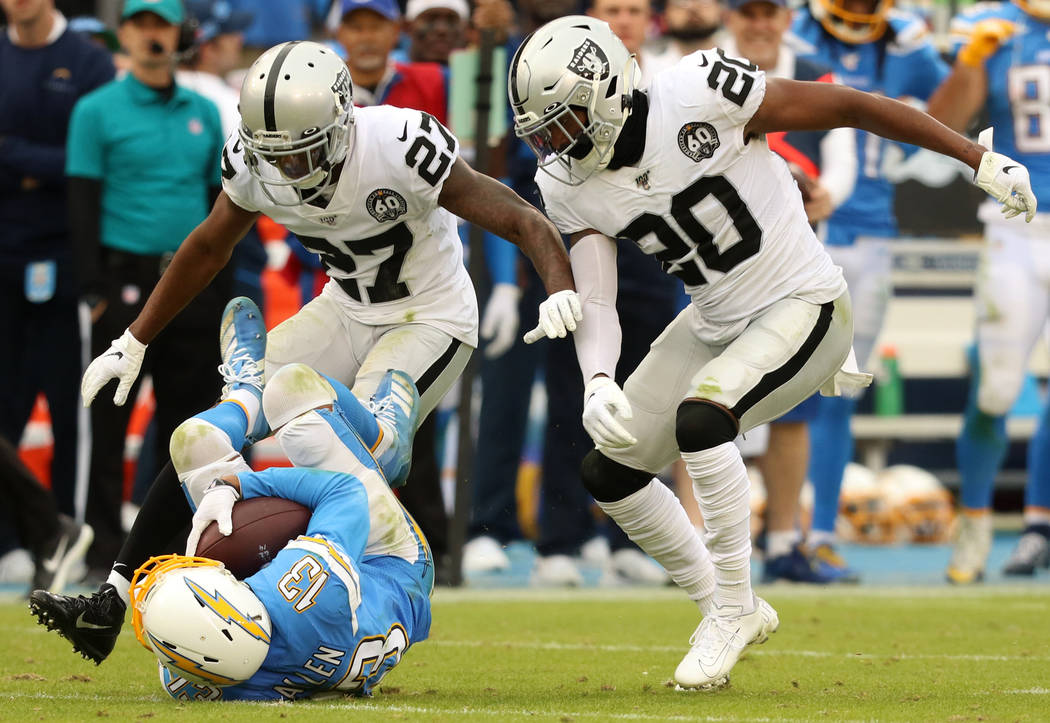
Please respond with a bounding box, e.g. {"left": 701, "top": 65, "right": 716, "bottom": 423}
{"left": 974, "top": 127, "right": 1037, "bottom": 222}
{"left": 522, "top": 289, "right": 582, "bottom": 344}
{"left": 582, "top": 376, "right": 637, "bottom": 449}
{"left": 480, "top": 283, "right": 521, "bottom": 359}
{"left": 81, "top": 328, "right": 147, "bottom": 407}
{"left": 184, "top": 480, "right": 240, "bottom": 556}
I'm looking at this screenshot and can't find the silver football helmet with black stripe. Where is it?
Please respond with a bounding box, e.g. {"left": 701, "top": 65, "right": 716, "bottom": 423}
{"left": 238, "top": 41, "right": 355, "bottom": 205}
{"left": 509, "top": 16, "right": 639, "bottom": 186}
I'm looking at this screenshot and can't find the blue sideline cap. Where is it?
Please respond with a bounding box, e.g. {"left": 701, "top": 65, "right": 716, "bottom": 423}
{"left": 185, "top": 0, "right": 254, "bottom": 41}
{"left": 340, "top": 0, "right": 401, "bottom": 21}
{"left": 122, "top": 0, "right": 185, "bottom": 24}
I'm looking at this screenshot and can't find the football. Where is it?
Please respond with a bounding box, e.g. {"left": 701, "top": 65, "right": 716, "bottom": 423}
{"left": 194, "top": 496, "right": 311, "bottom": 579}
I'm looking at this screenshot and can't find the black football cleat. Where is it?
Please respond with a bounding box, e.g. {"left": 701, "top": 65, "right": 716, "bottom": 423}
{"left": 28, "top": 583, "right": 126, "bottom": 664}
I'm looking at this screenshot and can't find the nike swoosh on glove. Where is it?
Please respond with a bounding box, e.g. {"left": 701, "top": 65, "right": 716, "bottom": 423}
{"left": 82, "top": 328, "right": 147, "bottom": 407}
{"left": 974, "top": 127, "right": 1038, "bottom": 222}
{"left": 184, "top": 482, "right": 240, "bottom": 556}
{"left": 582, "top": 376, "right": 637, "bottom": 449}
{"left": 523, "top": 289, "right": 582, "bottom": 344}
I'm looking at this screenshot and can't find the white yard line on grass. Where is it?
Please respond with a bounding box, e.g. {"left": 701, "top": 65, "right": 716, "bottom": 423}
{"left": 0, "top": 693, "right": 873, "bottom": 722}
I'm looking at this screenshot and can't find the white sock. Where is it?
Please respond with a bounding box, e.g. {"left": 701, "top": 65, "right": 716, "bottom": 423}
{"left": 224, "top": 388, "right": 261, "bottom": 432}
{"left": 683, "top": 443, "right": 754, "bottom": 613}
{"left": 808, "top": 528, "right": 836, "bottom": 549}
{"left": 106, "top": 570, "right": 131, "bottom": 607}
{"left": 597, "top": 479, "right": 716, "bottom": 615}
{"left": 767, "top": 529, "right": 800, "bottom": 559}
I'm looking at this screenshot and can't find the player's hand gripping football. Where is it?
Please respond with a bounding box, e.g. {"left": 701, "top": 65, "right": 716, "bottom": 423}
{"left": 81, "top": 328, "right": 147, "bottom": 407}
{"left": 480, "top": 283, "right": 521, "bottom": 358}
{"left": 582, "top": 376, "right": 637, "bottom": 449}
{"left": 974, "top": 127, "right": 1037, "bottom": 222}
{"left": 184, "top": 479, "right": 241, "bottom": 556}
{"left": 523, "top": 289, "right": 583, "bottom": 344}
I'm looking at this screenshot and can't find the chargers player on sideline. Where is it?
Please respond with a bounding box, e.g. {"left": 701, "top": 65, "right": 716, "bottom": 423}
{"left": 129, "top": 361, "right": 432, "bottom": 701}
{"left": 928, "top": 0, "right": 1050, "bottom": 582}
{"left": 790, "top": 0, "right": 951, "bottom": 581}
{"left": 509, "top": 16, "right": 1035, "bottom": 690}
{"left": 28, "top": 40, "right": 580, "bottom": 665}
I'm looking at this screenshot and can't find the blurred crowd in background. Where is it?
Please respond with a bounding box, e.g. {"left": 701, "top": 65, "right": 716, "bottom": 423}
{"left": 3, "top": 0, "right": 1049, "bottom": 593}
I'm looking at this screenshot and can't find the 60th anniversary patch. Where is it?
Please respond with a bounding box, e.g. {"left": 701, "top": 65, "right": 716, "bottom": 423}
{"left": 366, "top": 188, "right": 408, "bottom": 222}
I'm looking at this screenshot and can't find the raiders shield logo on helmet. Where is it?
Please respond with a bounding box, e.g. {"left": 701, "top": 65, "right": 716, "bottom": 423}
{"left": 366, "top": 188, "right": 408, "bottom": 222}
{"left": 677, "top": 122, "right": 720, "bottom": 162}
{"left": 568, "top": 40, "right": 610, "bottom": 81}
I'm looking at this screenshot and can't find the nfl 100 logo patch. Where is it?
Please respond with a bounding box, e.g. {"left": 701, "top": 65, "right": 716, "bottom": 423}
{"left": 366, "top": 188, "right": 408, "bottom": 222}
{"left": 677, "top": 121, "right": 720, "bottom": 162}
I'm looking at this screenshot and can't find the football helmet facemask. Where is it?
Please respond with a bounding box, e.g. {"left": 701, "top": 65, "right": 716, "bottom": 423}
{"left": 836, "top": 463, "right": 895, "bottom": 544}
{"left": 809, "top": 0, "right": 893, "bottom": 44}
{"left": 130, "top": 555, "right": 272, "bottom": 687}
{"left": 879, "top": 465, "right": 955, "bottom": 544}
{"left": 509, "top": 16, "right": 640, "bottom": 185}
{"left": 238, "top": 41, "right": 355, "bottom": 206}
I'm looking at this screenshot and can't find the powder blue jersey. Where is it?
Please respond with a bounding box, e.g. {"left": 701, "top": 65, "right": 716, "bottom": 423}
{"left": 948, "top": 1, "right": 1050, "bottom": 209}
{"left": 159, "top": 410, "right": 433, "bottom": 701}
{"left": 790, "top": 10, "right": 950, "bottom": 243}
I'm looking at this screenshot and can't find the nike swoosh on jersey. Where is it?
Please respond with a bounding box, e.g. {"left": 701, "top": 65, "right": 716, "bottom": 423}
{"left": 698, "top": 55, "right": 709, "bottom": 67}
{"left": 76, "top": 612, "right": 110, "bottom": 630}
{"left": 1002, "top": 165, "right": 1020, "bottom": 175}
{"left": 397, "top": 122, "right": 408, "bottom": 142}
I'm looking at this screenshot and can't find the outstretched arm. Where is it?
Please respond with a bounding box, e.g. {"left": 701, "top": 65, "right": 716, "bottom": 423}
{"left": 438, "top": 157, "right": 574, "bottom": 295}
{"left": 745, "top": 78, "right": 985, "bottom": 172}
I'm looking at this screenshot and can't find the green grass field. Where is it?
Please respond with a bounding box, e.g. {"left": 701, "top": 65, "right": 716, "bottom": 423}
{"left": 1, "top": 585, "right": 1047, "bottom": 722}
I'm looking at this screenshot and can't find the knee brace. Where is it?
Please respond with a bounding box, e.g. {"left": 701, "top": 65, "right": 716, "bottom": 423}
{"left": 581, "top": 449, "right": 652, "bottom": 503}
{"left": 262, "top": 362, "right": 337, "bottom": 430}
{"left": 675, "top": 400, "right": 738, "bottom": 453}
{"left": 977, "top": 359, "right": 1025, "bottom": 417}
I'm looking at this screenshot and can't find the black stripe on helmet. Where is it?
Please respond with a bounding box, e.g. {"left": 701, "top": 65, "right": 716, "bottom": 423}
{"left": 264, "top": 41, "right": 301, "bottom": 132}
{"left": 508, "top": 32, "right": 534, "bottom": 107}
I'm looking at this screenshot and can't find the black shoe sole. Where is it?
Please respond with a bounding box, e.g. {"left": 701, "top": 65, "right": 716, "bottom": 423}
{"left": 28, "top": 591, "right": 115, "bottom": 665}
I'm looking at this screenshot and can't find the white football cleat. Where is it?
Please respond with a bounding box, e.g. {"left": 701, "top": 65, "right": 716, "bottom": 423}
{"left": 611, "top": 548, "right": 669, "bottom": 585}
{"left": 946, "top": 513, "right": 993, "bottom": 585}
{"left": 674, "top": 596, "right": 779, "bottom": 691}
{"left": 530, "top": 554, "right": 583, "bottom": 587}
{"left": 462, "top": 536, "right": 511, "bottom": 574}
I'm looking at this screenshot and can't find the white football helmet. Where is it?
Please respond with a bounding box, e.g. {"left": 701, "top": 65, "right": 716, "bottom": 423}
{"left": 130, "top": 555, "right": 272, "bottom": 687}
{"left": 238, "top": 41, "right": 355, "bottom": 206}
{"left": 878, "top": 465, "right": 955, "bottom": 544}
{"left": 836, "top": 463, "right": 895, "bottom": 544}
{"left": 508, "top": 15, "right": 640, "bottom": 185}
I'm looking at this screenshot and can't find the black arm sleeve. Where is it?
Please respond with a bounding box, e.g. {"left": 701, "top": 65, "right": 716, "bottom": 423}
{"left": 68, "top": 176, "right": 105, "bottom": 300}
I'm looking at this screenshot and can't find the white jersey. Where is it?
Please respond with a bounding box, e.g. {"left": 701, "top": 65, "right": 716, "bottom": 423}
{"left": 222, "top": 105, "right": 478, "bottom": 345}
{"left": 538, "top": 48, "right": 846, "bottom": 344}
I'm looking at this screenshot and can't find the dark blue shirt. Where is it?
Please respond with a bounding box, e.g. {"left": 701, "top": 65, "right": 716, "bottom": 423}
{"left": 0, "top": 23, "right": 113, "bottom": 263}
